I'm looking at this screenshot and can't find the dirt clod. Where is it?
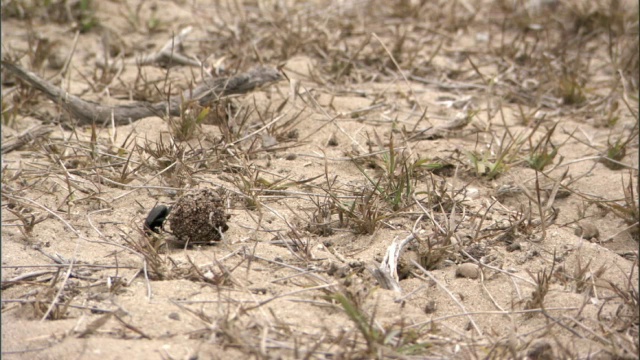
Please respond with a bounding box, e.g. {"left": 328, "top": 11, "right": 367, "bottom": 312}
{"left": 574, "top": 222, "right": 600, "bottom": 240}
{"left": 506, "top": 242, "right": 522, "bottom": 252}
{"left": 525, "top": 339, "right": 555, "bottom": 360}
{"left": 456, "top": 263, "right": 480, "bottom": 279}
{"left": 424, "top": 300, "right": 437, "bottom": 314}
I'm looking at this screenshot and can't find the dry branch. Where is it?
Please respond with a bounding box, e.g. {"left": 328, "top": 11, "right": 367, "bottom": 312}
{"left": 1, "top": 125, "right": 54, "bottom": 153}
{"left": 1, "top": 270, "right": 53, "bottom": 290}
{"left": 1, "top": 61, "right": 283, "bottom": 126}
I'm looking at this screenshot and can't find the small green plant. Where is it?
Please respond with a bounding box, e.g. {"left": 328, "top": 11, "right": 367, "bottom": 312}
{"left": 527, "top": 145, "right": 557, "bottom": 171}
{"left": 2, "top": 99, "right": 16, "bottom": 127}
{"left": 467, "top": 121, "right": 530, "bottom": 180}
{"left": 331, "top": 290, "right": 433, "bottom": 356}
{"left": 25, "top": 32, "right": 58, "bottom": 70}
{"left": 354, "top": 132, "right": 420, "bottom": 211}
{"left": 146, "top": 2, "right": 161, "bottom": 32}
{"left": 6, "top": 206, "right": 48, "bottom": 239}
{"left": 467, "top": 150, "right": 508, "bottom": 180}
{"left": 228, "top": 172, "right": 261, "bottom": 212}
{"left": 416, "top": 173, "right": 458, "bottom": 214}
{"left": 606, "top": 264, "right": 639, "bottom": 335}
{"left": 333, "top": 186, "right": 387, "bottom": 235}
{"left": 524, "top": 253, "right": 558, "bottom": 317}
{"left": 567, "top": 0, "right": 627, "bottom": 36}
{"left": 415, "top": 237, "right": 454, "bottom": 271}
{"left": 306, "top": 194, "right": 335, "bottom": 236}
{"left": 524, "top": 267, "right": 552, "bottom": 317}
{"left": 415, "top": 159, "right": 455, "bottom": 175}
{"left": 604, "top": 172, "right": 639, "bottom": 241}
{"left": 333, "top": 292, "right": 381, "bottom": 354}
{"left": 226, "top": 165, "right": 297, "bottom": 211}
{"left": 139, "top": 135, "right": 182, "bottom": 171}
{"left": 557, "top": 73, "right": 586, "bottom": 105}
{"left": 573, "top": 257, "right": 607, "bottom": 294}
{"left": 169, "top": 101, "right": 210, "bottom": 141}
{"left": 526, "top": 124, "right": 559, "bottom": 171}
{"left": 602, "top": 100, "right": 620, "bottom": 128}
{"left": 600, "top": 138, "right": 629, "bottom": 170}
{"left": 76, "top": 0, "right": 99, "bottom": 32}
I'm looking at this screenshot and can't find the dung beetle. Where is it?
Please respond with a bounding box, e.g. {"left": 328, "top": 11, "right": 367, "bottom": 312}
{"left": 144, "top": 205, "right": 171, "bottom": 234}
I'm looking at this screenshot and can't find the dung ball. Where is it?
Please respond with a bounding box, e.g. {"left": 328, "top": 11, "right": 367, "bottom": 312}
{"left": 169, "top": 189, "right": 229, "bottom": 245}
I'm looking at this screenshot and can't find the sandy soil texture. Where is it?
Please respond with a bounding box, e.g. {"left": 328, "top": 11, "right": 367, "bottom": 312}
{"left": 2, "top": 1, "right": 638, "bottom": 359}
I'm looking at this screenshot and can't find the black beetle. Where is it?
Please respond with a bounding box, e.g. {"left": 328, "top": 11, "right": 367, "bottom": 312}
{"left": 144, "top": 205, "right": 171, "bottom": 234}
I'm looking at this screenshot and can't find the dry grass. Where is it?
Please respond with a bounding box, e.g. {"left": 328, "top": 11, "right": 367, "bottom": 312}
{"left": 1, "top": 0, "right": 638, "bottom": 358}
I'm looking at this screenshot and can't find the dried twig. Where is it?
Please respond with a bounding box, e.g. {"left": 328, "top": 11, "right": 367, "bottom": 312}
{"left": 1, "top": 61, "right": 283, "bottom": 126}
{"left": 370, "top": 233, "right": 416, "bottom": 293}
{"left": 1, "top": 125, "right": 54, "bottom": 154}
{"left": 1, "top": 270, "right": 53, "bottom": 290}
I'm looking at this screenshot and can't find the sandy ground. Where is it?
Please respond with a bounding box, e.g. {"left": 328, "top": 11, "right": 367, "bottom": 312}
{"left": 1, "top": 1, "right": 638, "bottom": 359}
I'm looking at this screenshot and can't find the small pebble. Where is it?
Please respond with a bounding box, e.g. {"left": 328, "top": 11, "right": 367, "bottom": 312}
{"left": 261, "top": 134, "right": 278, "bottom": 148}
{"left": 424, "top": 300, "right": 437, "bottom": 314}
{"left": 525, "top": 339, "right": 554, "bottom": 360}
{"left": 286, "top": 129, "right": 299, "bottom": 140}
{"left": 506, "top": 242, "right": 521, "bottom": 252}
{"left": 574, "top": 222, "right": 599, "bottom": 240}
{"left": 334, "top": 266, "right": 350, "bottom": 278}
{"left": 327, "top": 262, "right": 339, "bottom": 276}
{"left": 168, "top": 312, "right": 180, "bottom": 321}
{"left": 526, "top": 249, "right": 540, "bottom": 259}
{"left": 456, "top": 263, "right": 480, "bottom": 279}
{"left": 465, "top": 187, "right": 479, "bottom": 199}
